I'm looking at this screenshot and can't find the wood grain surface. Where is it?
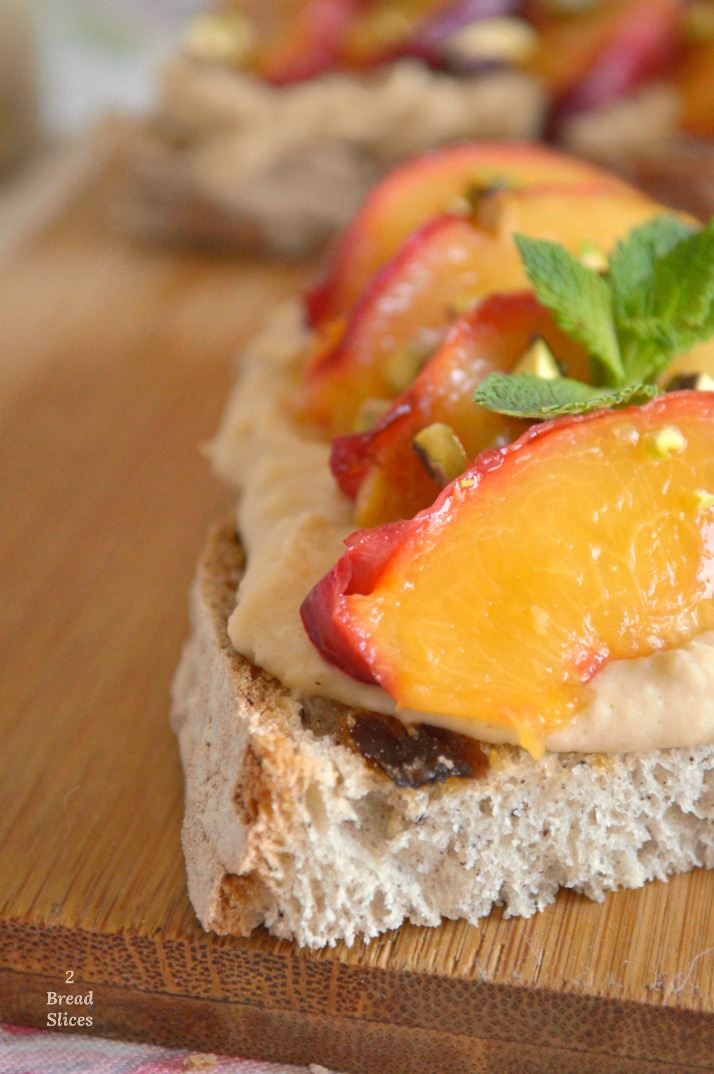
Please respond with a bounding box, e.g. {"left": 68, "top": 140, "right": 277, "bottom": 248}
{"left": 1, "top": 169, "right": 714, "bottom": 1074}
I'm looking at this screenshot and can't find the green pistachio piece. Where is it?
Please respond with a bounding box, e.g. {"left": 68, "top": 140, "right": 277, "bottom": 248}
{"left": 384, "top": 341, "right": 431, "bottom": 393}
{"left": 512, "top": 337, "right": 562, "bottom": 380}
{"left": 579, "top": 241, "right": 608, "bottom": 273}
{"left": 648, "top": 425, "right": 688, "bottom": 459}
{"left": 413, "top": 423, "right": 468, "bottom": 487}
{"left": 696, "top": 489, "right": 714, "bottom": 513}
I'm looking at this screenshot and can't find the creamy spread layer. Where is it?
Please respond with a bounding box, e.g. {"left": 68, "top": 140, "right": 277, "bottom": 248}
{"left": 211, "top": 300, "right": 714, "bottom": 755}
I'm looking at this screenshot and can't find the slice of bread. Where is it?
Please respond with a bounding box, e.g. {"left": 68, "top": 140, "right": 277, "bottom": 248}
{"left": 107, "top": 55, "right": 544, "bottom": 257}
{"left": 171, "top": 515, "right": 714, "bottom": 949}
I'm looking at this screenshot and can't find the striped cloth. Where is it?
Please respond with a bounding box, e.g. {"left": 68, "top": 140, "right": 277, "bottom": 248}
{"left": 0, "top": 1025, "right": 342, "bottom": 1074}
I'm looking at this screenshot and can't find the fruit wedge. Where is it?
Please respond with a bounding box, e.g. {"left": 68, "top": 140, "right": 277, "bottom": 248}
{"left": 305, "top": 142, "right": 635, "bottom": 326}
{"left": 296, "top": 183, "right": 663, "bottom": 436}
{"left": 330, "top": 291, "right": 589, "bottom": 526}
{"left": 301, "top": 392, "right": 714, "bottom": 757}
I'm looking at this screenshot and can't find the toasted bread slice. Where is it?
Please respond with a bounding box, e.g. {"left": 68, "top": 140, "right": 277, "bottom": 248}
{"left": 172, "top": 516, "right": 714, "bottom": 948}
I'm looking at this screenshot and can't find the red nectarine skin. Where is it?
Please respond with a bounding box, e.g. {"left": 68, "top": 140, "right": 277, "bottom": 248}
{"left": 330, "top": 290, "right": 589, "bottom": 525}
{"left": 305, "top": 142, "right": 636, "bottom": 327}
{"left": 302, "top": 392, "right": 714, "bottom": 754}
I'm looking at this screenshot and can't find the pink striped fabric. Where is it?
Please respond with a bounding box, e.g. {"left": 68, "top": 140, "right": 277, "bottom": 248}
{"left": 0, "top": 1025, "right": 342, "bottom": 1074}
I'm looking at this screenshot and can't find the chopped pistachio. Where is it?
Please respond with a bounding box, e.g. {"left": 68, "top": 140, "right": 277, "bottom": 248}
{"left": 184, "top": 12, "right": 256, "bottom": 66}
{"left": 442, "top": 17, "right": 538, "bottom": 66}
{"left": 414, "top": 423, "right": 469, "bottom": 487}
{"left": 512, "top": 337, "right": 562, "bottom": 380}
{"left": 466, "top": 179, "right": 510, "bottom": 211}
{"left": 353, "top": 397, "right": 392, "bottom": 432}
{"left": 665, "top": 371, "right": 714, "bottom": 393}
{"left": 465, "top": 180, "right": 513, "bottom": 236}
{"left": 696, "top": 489, "right": 714, "bottom": 513}
{"left": 474, "top": 187, "right": 508, "bottom": 233}
{"left": 647, "top": 425, "right": 687, "bottom": 459}
{"left": 579, "top": 241, "right": 608, "bottom": 273}
{"left": 384, "top": 344, "right": 427, "bottom": 393}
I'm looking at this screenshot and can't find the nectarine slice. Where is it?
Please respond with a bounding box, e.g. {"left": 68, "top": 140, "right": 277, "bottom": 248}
{"left": 302, "top": 392, "right": 714, "bottom": 756}
{"left": 330, "top": 291, "right": 589, "bottom": 525}
{"left": 305, "top": 141, "right": 636, "bottom": 326}
{"left": 296, "top": 183, "right": 663, "bottom": 436}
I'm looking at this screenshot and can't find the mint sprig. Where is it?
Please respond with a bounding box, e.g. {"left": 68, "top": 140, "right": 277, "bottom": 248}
{"left": 476, "top": 374, "right": 658, "bottom": 420}
{"left": 513, "top": 234, "right": 623, "bottom": 385}
{"left": 476, "top": 216, "right": 714, "bottom": 421}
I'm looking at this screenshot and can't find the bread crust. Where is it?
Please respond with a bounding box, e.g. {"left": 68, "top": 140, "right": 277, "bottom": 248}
{"left": 172, "top": 517, "right": 714, "bottom": 948}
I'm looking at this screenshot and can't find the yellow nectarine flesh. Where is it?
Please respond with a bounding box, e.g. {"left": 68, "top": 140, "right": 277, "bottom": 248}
{"left": 306, "top": 394, "right": 714, "bottom": 756}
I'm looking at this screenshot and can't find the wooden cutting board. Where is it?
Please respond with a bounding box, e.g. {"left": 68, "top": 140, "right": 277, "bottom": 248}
{"left": 1, "top": 165, "right": 714, "bottom": 1074}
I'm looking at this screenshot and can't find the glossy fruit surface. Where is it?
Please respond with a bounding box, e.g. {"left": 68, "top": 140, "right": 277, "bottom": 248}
{"left": 331, "top": 291, "right": 589, "bottom": 525}
{"left": 302, "top": 392, "right": 714, "bottom": 756}
{"left": 296, "top": 184, "right": 662, "bottom": 437}
{"left": 305, "top": 142, "right": 634, "bottom": 327}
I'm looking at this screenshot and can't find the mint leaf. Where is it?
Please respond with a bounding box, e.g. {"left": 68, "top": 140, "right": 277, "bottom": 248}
{"left": 615, "top": 316, "right": 682, "bottom": 386}
{"left": 609, "top": 215, "right": 696, "bottom": 324}
{"left": 627, "top": 222, "right": 714, "bottom": 378}
{"left": 611, "top": 221, "right": 714, "bottom": 384}
{"left": 630, "top": 219, "right": 714, "bottom": 325}
{"left": 653, "top": 220, "right": 714, "bottom": 317}
{"left": 617, "top": 313, "right": 714, "bottom": 383}
{"left": 475, "top": 373, "right": 659, "bottom": 419}
{"left": 514, "top": 234, "right": 624, "bottom": 385}
{"left": 475, "top": 215, "right": 714, "bottom": 424}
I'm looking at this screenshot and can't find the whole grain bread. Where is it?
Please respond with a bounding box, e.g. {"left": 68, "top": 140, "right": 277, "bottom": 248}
{"left": 171, "top": 515, "right": 714, "bottom": 949}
